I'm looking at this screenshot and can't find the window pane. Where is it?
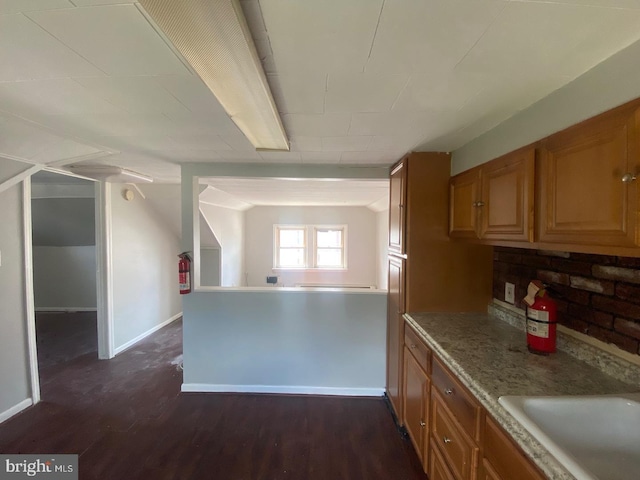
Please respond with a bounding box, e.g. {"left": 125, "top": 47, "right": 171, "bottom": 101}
{"left": 316, "top": 229, "right": 342, "bottom": 247}
{"left": 316, "top": 248, "right": 342, "bottom": 267}
{"left": 279, "top": 229, "right": 305, "bottom": 247}
{"left": 279, "top": 248, "right": 305, "bottom": 267}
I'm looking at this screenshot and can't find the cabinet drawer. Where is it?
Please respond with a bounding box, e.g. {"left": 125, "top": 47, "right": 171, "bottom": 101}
{"left": 429, "top": 441, "right": 457, "bottom": 480}
{"left": 432, "top": 357, "right": 480, "bottom": 439}
{"left": 431, "top": 392, "right": 478, "bottom": 480}
{"left": 404, "top": 323, "right": 431, "bottom": 373}
{"left": 484, "top": 416, "right": 545, "bottom": 480}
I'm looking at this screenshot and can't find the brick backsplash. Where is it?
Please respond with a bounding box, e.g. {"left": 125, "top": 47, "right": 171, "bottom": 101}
{"left": 493, "top": 247, "right": 640, "bottom": 355}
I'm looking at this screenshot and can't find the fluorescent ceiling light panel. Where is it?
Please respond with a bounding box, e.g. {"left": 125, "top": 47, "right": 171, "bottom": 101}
{"left": 138, "top": 0, "right": 289, "bottom": 151}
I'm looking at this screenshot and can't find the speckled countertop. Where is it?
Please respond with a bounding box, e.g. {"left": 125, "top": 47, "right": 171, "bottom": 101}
{"left": 404, "top": 308, "right": 640, "bottom": 480}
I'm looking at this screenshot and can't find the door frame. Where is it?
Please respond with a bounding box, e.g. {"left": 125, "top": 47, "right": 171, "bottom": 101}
{"left": 23, "top": 174, "right": 114, "bottom": 404}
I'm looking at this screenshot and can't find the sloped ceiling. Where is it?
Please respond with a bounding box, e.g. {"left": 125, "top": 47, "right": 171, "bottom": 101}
{"left": 1, "top": 0, "right": 640, "bottom": 186}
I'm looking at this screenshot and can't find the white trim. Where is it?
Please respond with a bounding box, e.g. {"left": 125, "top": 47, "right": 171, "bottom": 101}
{"left": 96, "top": 182, "right": 115, "bottom": 359}
{"left": 0, "top": 164, "right": 43, "bottom": 194}
{"left": 35, "top": 307, "right": 97, "bottom": 313}
{"left": 22, "top": 178, "right": 40, "bottom": 405}
{"left": 180, "top": 384, "right": 384, "bottom": 397}
{"left": 0, "top": 399, "right": 33, "bottom": 425}
{"left": 114, "top": 312, "right": 183, "bottom": 356}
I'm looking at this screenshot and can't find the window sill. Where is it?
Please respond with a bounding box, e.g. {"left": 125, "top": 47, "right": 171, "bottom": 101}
{"left": 272, "top": 267, "right": 348, "bottom": 272}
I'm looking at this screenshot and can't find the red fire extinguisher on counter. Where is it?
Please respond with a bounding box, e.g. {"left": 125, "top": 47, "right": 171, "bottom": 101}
{"left": 524, "top": 280, "right": 557, "bottom": 354}
{"left": 178, "top": 253, "right": 192, "bottom": 295}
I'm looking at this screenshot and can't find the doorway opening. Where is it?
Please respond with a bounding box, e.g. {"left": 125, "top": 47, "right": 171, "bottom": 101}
{"left": 29, "top": 170, "right": 103, "bottom": 398}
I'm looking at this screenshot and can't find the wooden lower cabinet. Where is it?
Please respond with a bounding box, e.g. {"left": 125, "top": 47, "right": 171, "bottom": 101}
{"left": 430, "top": 443, "right": 457, "bottom": 480}
{"left": 401, "top": 320, "right": 547, "bottom": 480}
{"left": 480, "top": 459, "right": 501, "bottom": 480}
{"left": 431, "top": 392, "right": 479, "bottom": 480}
{"left": 403, "top": 346, "right": 429, "bottom": 469}
{"left": 482, "top": 415, "right": 545, "bottom": 480}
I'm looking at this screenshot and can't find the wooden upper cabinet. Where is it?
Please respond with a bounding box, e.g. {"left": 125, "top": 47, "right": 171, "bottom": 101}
{"left": 389, "top": 159, "right": 407, "bottom": 254}
{"left": 539, "top": 103, "right": 640, "bottom": 247}
{"left": 449, "top": 168, "right": 481, "bottom": 239}
{"left": 450, "top": 147, "right": 535, "bottom": 242}
{"left": 480, "top": 147, "right": 535, "bottom": 242}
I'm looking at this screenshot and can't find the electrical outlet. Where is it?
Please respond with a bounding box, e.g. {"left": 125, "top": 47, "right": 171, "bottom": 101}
{"left": 505, "top": 282, "right": 515, "bottom": 304}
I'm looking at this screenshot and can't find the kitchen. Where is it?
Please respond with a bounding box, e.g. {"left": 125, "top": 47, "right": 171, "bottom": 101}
{"left": 3, "top": 2, "right": 640, "bottom": 478}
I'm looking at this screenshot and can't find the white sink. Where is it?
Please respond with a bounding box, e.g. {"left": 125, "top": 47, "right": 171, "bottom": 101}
{"left": 499, "top": 393, "right": 640, "bottom": 480}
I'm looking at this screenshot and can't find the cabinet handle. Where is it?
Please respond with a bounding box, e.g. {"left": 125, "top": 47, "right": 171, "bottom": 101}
{"left": 444, "top": 388, "right": 454, "bottom": 395}
{"left": 420, "top": 420, "right": 426, "bottom": 427}
{"left": 475, "top": 201, "right": 485, "bottom": 207}
{"left": 622, "top": 173, "right": 637, "bottom": 183}
{"left": 410, "top": 344, "right": 417, "bottom": 349}
{"left": 443, "top": 437, "right": 452, "bottom": 444}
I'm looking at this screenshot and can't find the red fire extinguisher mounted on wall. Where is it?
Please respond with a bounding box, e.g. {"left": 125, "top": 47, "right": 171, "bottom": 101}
{"left": 524, "top": 280, "right": 558, "bottom": 354}
{"left": 178, "top": 253, "right": 192, "bottom": 295}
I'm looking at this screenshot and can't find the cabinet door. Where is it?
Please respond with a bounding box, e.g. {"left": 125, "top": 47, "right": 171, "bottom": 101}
{"left": 403, "top": 347, "right": 429, "bottom": 468}
{"left": 480, "top": 147, "right": 535, "bottom": 242}
{"left": 539, "top": 105, "right": 640, "bottom": 246}
{"left": 481, "top": 459, "right": 502, "bottom": 480}
{"left": 450, "top": 168, "right": 481, "bottom": 238}
{"left": 483, "top": 415, "right": 545, "bottom": 480}
{"left": 386, "top": 256, "right": 405, "bottom": 422}
{"left": 429, "top": 443, "right": 457, "bottom": 480}
{"left": 389, "top": 160, "right": 407, "bottom": 253}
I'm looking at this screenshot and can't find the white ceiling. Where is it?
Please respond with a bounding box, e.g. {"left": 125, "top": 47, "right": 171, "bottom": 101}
{"left": 200, "top": 177, "right": 390, "bottom": 211}
{"left": 2, "top": 0, "right": 640, "bottom": 191}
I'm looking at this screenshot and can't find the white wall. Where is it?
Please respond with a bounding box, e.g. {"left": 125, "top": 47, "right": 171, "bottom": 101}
{"left": 200, "top": 248, "right": 221, "bottom": 287}
{"left": 452, "top": 38, "right": 640, "bottom": 174}
{"left": 199, "top": 203, "right": 244, "bottom": 287}
{"left": 376, "top": 210, "right": 389, "bottom": 290}
{"left": 0, "top": 184, "right": 32, "bottom": 420}
{"left": 110, "top": 185, "right": 182, "bottom": 351}
{"left": 31, "top": 196, "right": 96, "bottom": 310}
{"left": 33, "top": 246, "right": 96, "bottom": 310}
{"left": 244, "top": 206, "right": 378, "bottom": 288}
{"left": 182, "top": 290, "right": 386, "bottom": 395}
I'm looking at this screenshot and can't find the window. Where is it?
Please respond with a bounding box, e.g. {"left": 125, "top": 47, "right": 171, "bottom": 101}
{"left": 274, "top": 225, "right": 346, "bottom": 269}
{"left": 275, "top": 227, "right": 306, "bottom": 268}
{"left": 314, "top": 227, "right": 345, "bottom": 268}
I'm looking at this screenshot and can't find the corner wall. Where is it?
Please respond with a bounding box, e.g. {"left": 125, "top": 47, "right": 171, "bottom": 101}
{"left": 110, "top": 185, "right": 182, "bottom": 352}
{"left": 0, "top": 184, "right": 32, "bottom": 421}
{"left": 199, "top": 203, "right": 244, "bottom": 287}
{"left": 376, "top": 210, "right": 389, "bottom": 290}
{"left": 32, "top": 196, "right": 96, "bottom": 311}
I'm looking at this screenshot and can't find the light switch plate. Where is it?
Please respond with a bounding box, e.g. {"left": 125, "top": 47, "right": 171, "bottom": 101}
{"left": 505, "top": 282, "right": 515, "bottom": 304}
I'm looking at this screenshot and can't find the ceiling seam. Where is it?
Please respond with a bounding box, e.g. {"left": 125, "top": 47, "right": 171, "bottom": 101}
{"left": 22, "top": 11, "right": 111, "bottom": 77}
{"left": 364, "top": 0, "right": 386, "bottom": 73}
{"left": 389, "top": 75, "right": 412, "bottom": 111}
{"left": 453, "top": 1, "right": 508, "bottom": 71}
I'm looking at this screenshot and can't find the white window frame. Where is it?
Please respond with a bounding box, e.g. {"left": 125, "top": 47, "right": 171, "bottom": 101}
{"left": 273, "top": 224, "right": 347, "bottom": 271}
{"left": 313, "top": 225, "right": 347, "bottom": 269}
{"left": 274, "top": 225, "right": 307, "bottom": 269}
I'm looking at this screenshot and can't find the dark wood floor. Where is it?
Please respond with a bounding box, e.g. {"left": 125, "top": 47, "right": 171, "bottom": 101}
{"left": 1, "top": 316, "right": 426, "bottom": 480}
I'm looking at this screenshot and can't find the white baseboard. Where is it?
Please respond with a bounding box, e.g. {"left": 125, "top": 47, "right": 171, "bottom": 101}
{"left": 0, "top": 398, "right": 32, "bottom": 425}
{"left": 114, "top": 312, "right": 182, "bottom": 356}
{"left": 35, "top": 307, "right": 97, "bottom": 312}
{"left": 180, "top": 384, "right": 385, "bottom": 397}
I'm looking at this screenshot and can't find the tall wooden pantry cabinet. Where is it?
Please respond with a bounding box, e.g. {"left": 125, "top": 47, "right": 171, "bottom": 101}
{"left": 386, "top": 152, "right": 493, "bottom": 425}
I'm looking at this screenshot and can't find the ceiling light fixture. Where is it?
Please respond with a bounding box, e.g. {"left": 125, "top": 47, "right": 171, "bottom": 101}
{"left": 138, "top": 0, "right": 289, "bottom": 151}
{"left": 67, "top": 165, "right": 153, "bottom": 183}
